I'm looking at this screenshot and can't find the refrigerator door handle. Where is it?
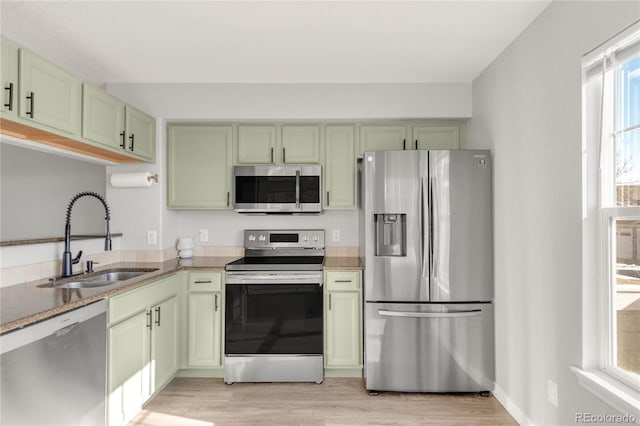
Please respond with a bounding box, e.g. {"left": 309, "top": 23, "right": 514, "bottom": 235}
{"left": 378, "top": 309, "right": 482, "bottom": 319}
{"left": 421, "top": 177, "right": 429, "bottom": 278}
{"left": 430, "top": 176, "right": 438, "bottom": 279}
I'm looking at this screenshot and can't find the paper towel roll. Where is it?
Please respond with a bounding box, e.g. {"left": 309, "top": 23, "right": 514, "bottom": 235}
{"left": 110, "top": 172, "right": 154, "bottom": 188}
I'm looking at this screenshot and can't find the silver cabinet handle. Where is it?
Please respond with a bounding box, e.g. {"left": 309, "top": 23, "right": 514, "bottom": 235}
{"left": 270, "top": 147, "right": 274, "bottom": 163}
{"left": 334, "top": 280, "right": 352, "bottom": 283}
{"left": 378, "top": 309, "right": 481, "bottom": 319}
{"left": 329, "top": 293, "right": 332, "bottom": 310}
{"left": 283, "top": 147, "right": 286, "bottom": 163}
{"left": 227, "top": 191, "right": 230, "bottom": 207}
{"left": 214, "top": 294, "right": 219, "bottom": 312}
{"left": 146, "top": 310, "right": 152, "bottom": 329}
{"left": 326, "top": 191, "right": 330, "bottom": 206}
{"left": 194, "top": 280, "right": 212, "bottom": 284}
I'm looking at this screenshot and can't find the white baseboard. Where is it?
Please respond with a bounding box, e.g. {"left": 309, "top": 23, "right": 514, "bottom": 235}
{"left": 492, "top": 383, "right": 536, "bottom": 426}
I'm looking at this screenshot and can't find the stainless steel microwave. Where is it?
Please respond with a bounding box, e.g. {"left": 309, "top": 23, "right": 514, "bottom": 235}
{"left": 233, "top": 165, "right": 322, "bottom": 214}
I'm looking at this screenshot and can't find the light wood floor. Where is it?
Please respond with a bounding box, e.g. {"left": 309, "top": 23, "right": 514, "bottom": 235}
{"left": 129, "top": 378, "right": 517, "bottom": 426}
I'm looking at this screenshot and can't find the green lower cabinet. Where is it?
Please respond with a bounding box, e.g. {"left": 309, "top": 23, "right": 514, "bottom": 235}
{"left": 151, "top": 296, "right": 178, "bottom": 392}
{"left": 188, "top": 292, "right": 223, "bottom": 367}
{"left": 107, "top": 310, "right": 151, "bottom": 426}
{"left": 107, "top": 275, "right": 179, "bottom": 426}
{"left": 324, "top": 270, "right": 363, "bottom": 377}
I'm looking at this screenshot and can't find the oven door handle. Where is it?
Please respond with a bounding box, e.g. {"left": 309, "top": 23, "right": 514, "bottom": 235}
{"left": 226, "top": 274, "right": 323, "bottom": 285}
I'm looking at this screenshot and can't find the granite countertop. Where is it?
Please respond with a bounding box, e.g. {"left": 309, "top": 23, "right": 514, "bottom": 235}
{"left": 1, "top": 255, "right": 363, "bottom": 335}
{"left": 323, "top": 257, "right": 363, "bottom": 270}
{"left": 0, "top": 256, "right": 238, "bottom": 334}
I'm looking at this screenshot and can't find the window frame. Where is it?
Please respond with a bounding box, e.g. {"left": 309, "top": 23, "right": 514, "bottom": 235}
{"left": 577, "top": 20, "right": 640, "bottom": 416}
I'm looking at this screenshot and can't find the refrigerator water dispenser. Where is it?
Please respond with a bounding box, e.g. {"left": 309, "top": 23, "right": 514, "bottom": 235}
{"left": 374, "top": 214, "right": 406, "bottom": 256}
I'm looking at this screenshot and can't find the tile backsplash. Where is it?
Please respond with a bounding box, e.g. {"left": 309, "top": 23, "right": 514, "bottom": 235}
{"left": 1, "top": 245, "right": 357, "bottom": 287}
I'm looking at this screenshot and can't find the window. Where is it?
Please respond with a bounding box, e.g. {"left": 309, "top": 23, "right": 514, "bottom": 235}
{"left": 579, "top": 21, "right": 640, "bottom": 411}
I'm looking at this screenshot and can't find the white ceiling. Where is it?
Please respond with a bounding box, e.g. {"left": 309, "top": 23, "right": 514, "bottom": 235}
{"left": 0, "top": 1, "right": 550, "bottom": 85}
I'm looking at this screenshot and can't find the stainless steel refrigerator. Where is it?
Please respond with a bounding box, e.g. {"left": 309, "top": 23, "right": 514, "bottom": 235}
{"left": 361, "top": 149, "right": 494, "bottom": 393}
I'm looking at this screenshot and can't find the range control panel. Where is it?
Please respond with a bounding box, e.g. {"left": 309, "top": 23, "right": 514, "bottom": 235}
{"left": 243, "top": 229, "right": 325, "bottom": 249}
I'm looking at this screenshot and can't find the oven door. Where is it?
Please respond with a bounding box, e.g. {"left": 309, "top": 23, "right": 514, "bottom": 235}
{"left": 225, "top": 271, "right": 323, "bottom": 355}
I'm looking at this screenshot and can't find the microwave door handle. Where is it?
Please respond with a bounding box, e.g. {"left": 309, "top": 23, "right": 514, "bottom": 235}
{"left": 295, "top": 170, "right": 300, "bottom": 210}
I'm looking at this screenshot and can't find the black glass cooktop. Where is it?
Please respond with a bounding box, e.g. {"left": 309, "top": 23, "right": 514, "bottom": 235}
{"left": 225, "top": 256, "right": 324, "bottom": 271}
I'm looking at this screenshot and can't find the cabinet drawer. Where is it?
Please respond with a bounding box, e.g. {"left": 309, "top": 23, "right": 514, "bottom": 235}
{"left": 326, "top": 271, "right": 361, "bottom": 291}
{"left": 188, "top": 272, "right": 222, "bottom": 292}
{"left": 109, "top": 274, "right": 177, "bottom": 326}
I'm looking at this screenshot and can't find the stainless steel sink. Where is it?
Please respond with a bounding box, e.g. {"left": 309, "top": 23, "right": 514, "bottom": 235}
{"left": 38, "top": 268, "right": 158, "bottom": 289}
{"left": 84, "top": 271, "right": 149, "bottom": 282}
{"left": 53, "top": 280, "right": 116, "bottom": 289}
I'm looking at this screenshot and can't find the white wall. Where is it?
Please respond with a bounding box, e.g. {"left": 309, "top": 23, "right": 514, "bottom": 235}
{"left": 105, "top": 83, "right": 471, "bottom": 250}
{"left": 467, "top": 1, "right": 639, "bottom": 425}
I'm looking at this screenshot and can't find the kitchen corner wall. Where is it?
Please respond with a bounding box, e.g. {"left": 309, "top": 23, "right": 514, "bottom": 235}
{"left": 467, "top": 1, "right": 639, "bottom": 425}
{"left": 105, "top": 83, "right": 471, "bottom": 251}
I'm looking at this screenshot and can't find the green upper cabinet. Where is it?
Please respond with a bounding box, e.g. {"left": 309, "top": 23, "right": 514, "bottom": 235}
{"left": 413, "top": 125, "right": 460, "bottom": 150}
{"left": 82, "top": 84, "right": 125, "bottom": 150}
{"left": 125, "top": 105, "right": 155, "bottom": 162}
{"left": 167, "top": 124, "right": 233, "bottom": 209}
{"left": 82, "top": 85, "right": 155, "bottom": 161}
{"left": 1, "top": 38, "right": 19, "bottom": 118}
{"left": 324, "top": 125, "right": 356, "bottom": 209}
{"left": 19, "top": 49, "right": 82, "bottom": 136}
{"left": 281, "top": 125, "right": 321, "bottom": 163}
{"left": 237, "top": 124, "right": 277, "bottom": 164}
{"left": 359, "top": 125, "right": 407, "bottom": 157}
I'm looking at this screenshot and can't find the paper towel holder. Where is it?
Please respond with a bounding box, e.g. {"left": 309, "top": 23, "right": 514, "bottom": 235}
{"left": 110, "top": 172, "right": 159, "bottom": 188}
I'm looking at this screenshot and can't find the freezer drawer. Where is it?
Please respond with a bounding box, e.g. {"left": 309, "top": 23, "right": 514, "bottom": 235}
{"left": 364, "top": 302, "right": 494, "bottom": 393}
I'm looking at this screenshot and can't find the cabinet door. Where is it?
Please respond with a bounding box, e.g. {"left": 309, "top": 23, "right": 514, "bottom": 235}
{"left": 1, "top": 38, "right": 19, "bottom": 118}
{"left": 167, "top": 125, "right": 233, "bottom": 208}
{"left": 125, "top": 105, "right": 155, "bottom": 162}
{"left": 237, "top": 125, "right": 276, "bottom": 164}
{"left": 188, "top": 293, "right": 222, "bottom": 367}
{"left": 325, "top": 291, "right": 362, "bottom": 368}
{"left": 19, "top": 49, "right": 82, "bottom": 135}
{"left": 324, "top": 125, "right": 356, "bottom": 209}
{"left": 107, "top": 311, "right": 151, "bottom": 426}
{"left": 413, "top": 125, "right": 460, "bottom": 150}
{"left": 82, "top": 84, "right": 125, "bottom": 150}
{"left": 281, "top": 125, "right": 321, "bottom": 163}
{"left": 151, "top": 296, "right": 178, "bottom": 393}
{"left": 359, "top": 125, "right": 407, "bottom": 157}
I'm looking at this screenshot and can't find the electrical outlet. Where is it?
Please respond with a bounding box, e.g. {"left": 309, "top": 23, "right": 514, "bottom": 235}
{"left": 332, "top": 229, "right": 341, "bottom": 242}
{"left": 146, "top": 230, "right": 157, "bottom": 245}
{"left": 547, "top": 379, "right": 558, "bottom": 407}
{"left": 199, "top": 229, "right": 209, "bottom": 242}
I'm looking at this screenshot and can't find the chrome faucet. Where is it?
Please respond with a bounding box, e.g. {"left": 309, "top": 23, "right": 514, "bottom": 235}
{"left": 61, "top": 191, "right": 112, "bottom": 278}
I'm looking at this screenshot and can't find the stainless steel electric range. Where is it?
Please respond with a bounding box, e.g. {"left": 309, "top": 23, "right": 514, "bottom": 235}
{"left": 224, "top": 229, "right": 325, "bottom": 384}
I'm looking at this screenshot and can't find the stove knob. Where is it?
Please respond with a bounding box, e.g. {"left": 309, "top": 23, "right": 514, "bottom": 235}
{"left": 259, "top": 235, "right": 266, "bottom": 241}
{"left": 303, "top": 235, "right": 309, "bottom": 241}
{"left": 248, "top": 235, "right": 255, "bottom": 241}
{"left": 313, "top": 235, "right": 319, "bottom": 241}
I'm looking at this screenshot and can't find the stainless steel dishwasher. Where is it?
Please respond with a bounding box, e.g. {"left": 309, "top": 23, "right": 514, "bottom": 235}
{"left": 1, "top": 299, "right": 107, "bottom": 426}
